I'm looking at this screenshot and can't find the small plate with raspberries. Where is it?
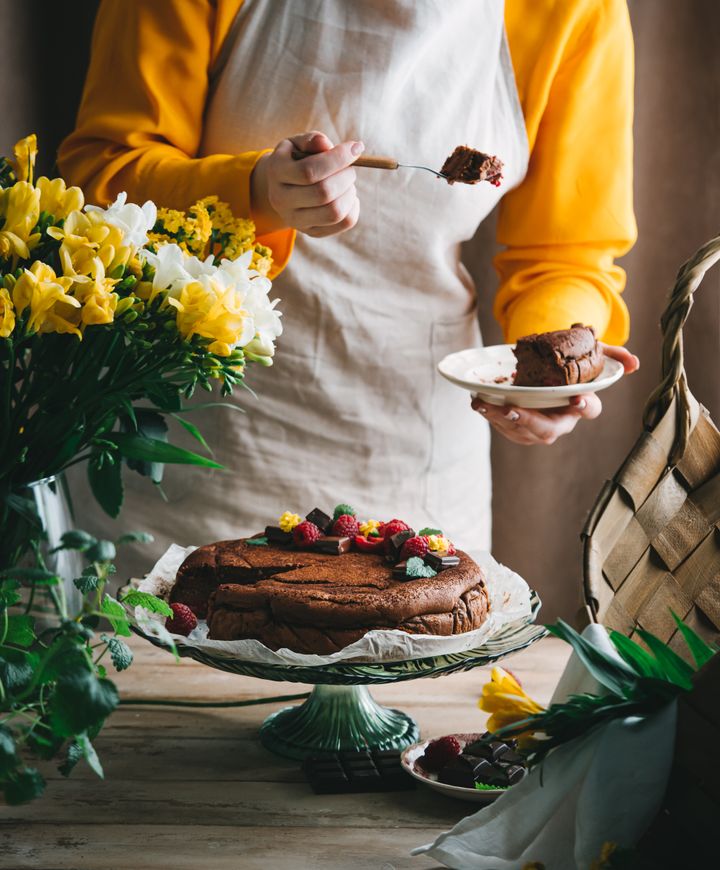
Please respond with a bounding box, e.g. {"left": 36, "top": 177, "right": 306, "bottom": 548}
{"left": 401, "top": 732, "right": 526, "bottom": 803}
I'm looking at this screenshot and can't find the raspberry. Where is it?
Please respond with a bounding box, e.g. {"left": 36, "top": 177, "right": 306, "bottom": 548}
{"left": 446, "top": 542, "right": 457, "bottom": 556}
{"left": 293, "top": 520, "right": 322, "bottom": 547}
{"left": 382, "top": 519, "right": 410, "bottom": 540}
{"left": 421, "top": 735, "right": 462, "bottom": 773}
{"left": 400, "top": 535, "right": 429, "bottom": 560}
{"left": 354, "top": 534, "right": 386, "bottom": 553}
{"left": 332, "top": 514, "right": 360, "bottom": 537}
{"left": 166, "top": 603, "right": 198, "bottom": 637}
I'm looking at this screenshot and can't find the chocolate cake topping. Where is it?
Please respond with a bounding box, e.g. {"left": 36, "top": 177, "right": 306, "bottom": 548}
{"left": 440, "top": 145, "right": 504, "bottom": 186}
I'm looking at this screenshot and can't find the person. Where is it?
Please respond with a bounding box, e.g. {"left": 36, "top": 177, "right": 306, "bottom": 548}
{"left": 59, "top": 0, "right": 639, "bottom": 562}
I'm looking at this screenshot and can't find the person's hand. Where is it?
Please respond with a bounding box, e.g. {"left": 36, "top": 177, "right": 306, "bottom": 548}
{"left": 470, "top": 342, "right": 640, "bottom": 446}
{"left": 250, "top": 131, "right": 362, "bottom": 238}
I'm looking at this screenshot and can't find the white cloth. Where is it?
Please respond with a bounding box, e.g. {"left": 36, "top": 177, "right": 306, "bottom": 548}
{"left": 74, "top": 1, "right": 528, "bottom": 575}
{"left": 413, "top": 625, "right": 678, "bottom": 870}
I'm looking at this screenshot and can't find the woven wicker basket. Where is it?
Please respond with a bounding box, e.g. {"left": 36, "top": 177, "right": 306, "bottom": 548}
{"left": 581, "top": 236, "right": 720, "bottom": 655}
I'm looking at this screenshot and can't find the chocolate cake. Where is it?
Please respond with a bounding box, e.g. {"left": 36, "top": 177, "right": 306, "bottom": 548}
{"left": 170, "top": 537, "right": 489, "bottom": 655}
{"left": 440, "top": 146, "right": 504, "bottom": 187}
{"left": 512, "top": 323, "right": 604, "bottom": 387}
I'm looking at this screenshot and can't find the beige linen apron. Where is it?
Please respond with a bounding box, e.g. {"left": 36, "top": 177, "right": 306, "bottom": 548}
{"left": 78, "top": 0, "right": 528, "bottom": 572}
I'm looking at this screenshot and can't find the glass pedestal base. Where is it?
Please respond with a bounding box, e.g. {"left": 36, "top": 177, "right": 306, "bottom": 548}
{"left": 259, "top": 684, "right": 420, "bottom": 760}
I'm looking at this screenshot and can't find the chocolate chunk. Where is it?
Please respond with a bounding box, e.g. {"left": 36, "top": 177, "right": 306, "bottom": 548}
{"left": 385, "top": 529, "right": 415, "bottom": 562}
{"left": 303, "top": 750, "right": 414, "bottom": 794}
{"left": 312, "top": 536, "right": 352, "bottom": 555}
{"left": 496, "top": 747, "right": 524, "bottom": 766}
{"left": 464, "top": 739, "right": 510, "bottom": 761}
{"left": 425, "top": 553, "right": 461, "bottom": 572}
{"left": 265, "top": 525, "right": 293, "bottom": 545}
{"left": 504, "top": 764, "right": 525, "bottom": 785}
{"left": 392, "top": 561, "right": 409, "bottom": 579}
{"left": 305, "top": 508, "right": 333, "bottom": 534}
{"left": 475, "top": 762, "right": 510, "bottom": 788}
{"left": 438, "top": 756, "right": 477, "bottom": 789}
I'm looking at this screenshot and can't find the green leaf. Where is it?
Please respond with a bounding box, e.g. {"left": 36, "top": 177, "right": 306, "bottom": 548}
{"left": 74, "top": 572, "right": 100, "bottom": 594}
{"left": 48, "top": 670, "right": 119, "bottom": 737}
{"left": 245, "top": 536, "right": 268, "bottom": 547}
{"left": 58, "top": 529, "right": 96, "bottom": 552}
{"left": 78, "top": 733, "right": 104, "bottom": 778}
{"left": 0, "top": 725, "right": 19, "bottom": 775}
{"left": 5, "top": 493, "right": 41, "bottom": 529}
{"left": 86, "top": 540, "right": 117, "bottom": 563}
{"left": 671, "top": 611, "right": 718, "bottom": 668}
{"left": 333, "top": 503, "right": 356, "bottom": 521}
{"left": 171, "top": 414, "right": 212, "bottom": 454}
{"left": 610, "top": 632, "right": 665, "bottom": 680}
{"left": 3, "top": 767, "right": 45, "bottom": 805}
{"left": 0, "top": 567, "right": 58, "bottom": 584}
{"left": 115, "top": 531, "right": 154, "bottom": 546}
{"left": 119, "top": 590, "right": 172, "bottom": 618}
{"left": 547, "top": 620, "right": 639, "bottom": 697}
{"left": 418, "top": 527, "right": 442, "bottom": 537}
{"left": 100, "top": 595, "right": 131, "bottom": 637}
{"left": 5, "top": 614, "right": 35, "bottom": 647}
{"left": 88, "top": 450, "right": 124, "bottom": 518}
{"left": 102, "top": 634, "right": 134, "bottom": 671}
{"left": 57, "top": 740, "right": 84, "bottom": 777}
{"left": 634, "top": 628, "right": 695, "bottom": 690}
{"left": 0, "top": 580, "right": 21, "bottom": 607}
{"left": 121, "top": 409, "right": 169, "bottom": 483}
{"left": 108, "top": 433, "right": 223, "bottom": 469}
{"left": 405, "top": 556, "right": 437, "bottom": 579}
{"left": 39, "top": 636, "right": 92, "bottom": 684}
{"left": 0, "top": 650, "right": 36, "bottom": 692}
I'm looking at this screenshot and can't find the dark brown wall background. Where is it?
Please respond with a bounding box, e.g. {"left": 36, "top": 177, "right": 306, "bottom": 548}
{"left": 2, "top": 1, "right": 718, "bottom": 621}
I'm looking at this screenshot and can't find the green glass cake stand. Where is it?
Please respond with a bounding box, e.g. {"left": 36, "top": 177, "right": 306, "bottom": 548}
{"left": 133, "top": 592, "right": 545, "bottom": 761}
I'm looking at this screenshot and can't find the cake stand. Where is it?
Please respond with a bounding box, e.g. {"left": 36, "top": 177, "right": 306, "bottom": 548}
{"left": 132, "top": 592, "right": 545, "bottom": 761}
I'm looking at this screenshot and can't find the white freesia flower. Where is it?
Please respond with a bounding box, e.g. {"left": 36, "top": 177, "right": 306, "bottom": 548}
{"left": 218, "top": 255, "right": 282, "bottom": 358}
{"left": 85, "top": 191, "right": 157, "bottom": 251}
{"left": 141, "top": 243, "right": 215, "bottom": 296}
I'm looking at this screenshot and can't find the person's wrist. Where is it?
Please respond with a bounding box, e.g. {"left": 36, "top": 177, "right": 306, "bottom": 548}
{"left": 250, "top": 152, "right": 287, "bottom": 235}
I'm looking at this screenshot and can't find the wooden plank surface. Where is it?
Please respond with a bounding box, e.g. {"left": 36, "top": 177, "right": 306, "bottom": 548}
{"left": 1, "top": 635, "right": 569, "bottom": 870}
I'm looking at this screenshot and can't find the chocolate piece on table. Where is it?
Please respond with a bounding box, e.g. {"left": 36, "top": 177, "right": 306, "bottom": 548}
{"left": 425, "top": 552, "right": 461, "bottom": 572}
{"left": 303, "top": 750, "right": 414, "bottom": 795}
{"left": 440, "top": 145, "right": 504, "bottom": 186}
{"left": 392, "top": 561, "right": 409, "bottom": 579}
{"left": 385, "top": 529, "right": 415, "bottom": 562}
{"left": 437, "top": 756, "right": 477, "bottom": 789}
{"left": 312, "top": 536, "right": 352, "bottom": 555}
{"left": 264, "top": 525, "right": 293, "bottom": 545}
{"left": 305, "top": 508, "right": 334, "bottom": 534}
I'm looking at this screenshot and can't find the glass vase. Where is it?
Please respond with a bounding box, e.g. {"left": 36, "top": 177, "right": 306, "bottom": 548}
{"left": 0, "top": 474, "right": 83, "bottom": 622}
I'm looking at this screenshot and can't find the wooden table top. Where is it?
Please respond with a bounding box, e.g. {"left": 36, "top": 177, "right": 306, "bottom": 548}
{"left": 3, "top": 635, "right": 570, "bottom": 870}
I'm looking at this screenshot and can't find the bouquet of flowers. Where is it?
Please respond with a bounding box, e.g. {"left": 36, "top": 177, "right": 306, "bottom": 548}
{"left": 0, "top": 135, "right": 283, "bottom": 567}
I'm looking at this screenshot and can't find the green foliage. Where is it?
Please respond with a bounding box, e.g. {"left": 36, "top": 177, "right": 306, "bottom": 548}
{"left": 119, "top": 590, "right": 172, "bottom": 618}
{"left": 0, "top": 530, "right": 171, "bottom": 805}
{"left": 333, "top": 503, "right": 356, "bottom": 520}
{"left": 418, "top": 527, "right": 442, "bottom": 537}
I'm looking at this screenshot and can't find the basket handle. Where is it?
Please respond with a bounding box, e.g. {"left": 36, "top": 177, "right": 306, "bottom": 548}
{"left": 641, "top": 235, "right": 720, "bottom": 466}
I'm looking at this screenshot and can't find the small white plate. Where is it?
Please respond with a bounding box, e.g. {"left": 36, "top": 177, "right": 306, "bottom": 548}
{"left": 438, "top": 344, "right": 624, "bottom": 408}
{"left": 401, "top": 734, "right": 508, "bottom": 804}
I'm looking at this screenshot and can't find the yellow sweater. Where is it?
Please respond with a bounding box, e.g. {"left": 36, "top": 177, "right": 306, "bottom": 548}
{"left": 59, "top": 0, "right": 636, "bottom": 343}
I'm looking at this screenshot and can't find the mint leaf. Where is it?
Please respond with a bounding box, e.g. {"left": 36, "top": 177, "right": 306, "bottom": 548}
{"left": 333, "top": 503, "right": 356, "bottom": 520}
{"left": 78, "top": 733, "right": 104, "bottom": 778}
{"left": 0, "top": 567, "right": 58, "bottom": 584}
{"left": 0, "top": 726, "right": 19, "bottom": 774}
{"left": 116, "top": 531, "right": 154, "bottom": 546}
{"left": 3, "top": 767, "right": 45, "bottom": 805}
{"left": 0, "top": 651, "right": 36, "bottom": 692}
{"left": 418, "top": 528, "right": 442, "bottom": 537}
{"left": 58, "top": 530, "right": 97, "bottom": 552}
{"left": 101, "top": 595, "right": 131, "bottom": 637}
{"left": 74, "top": 572, "right": 100, "bottom": 594}
{"left": 0, "top": 580, "right": 21, "bottom": 607}
{"left": 102, "top": 635, "right": 133, "bottom": 672}
{"left": 87, "top": 540, "right": 117, "bottom": 563}
{"left": 49, "top": 670, "right": 119, "bottom": 737}
{"left": 120, "top": 590, "right": 172, "bottom": 618}
{"left": 5, "top": 614, "right": 35, "bottom": 647}
{"left": 245, "top": 536, "right": 268, "bottom": 547}
{"left": 58, "top": 740, "right": 83, "bottom": 777}
{"left": 405, "top": 557, "right": 437, "bottom": 579}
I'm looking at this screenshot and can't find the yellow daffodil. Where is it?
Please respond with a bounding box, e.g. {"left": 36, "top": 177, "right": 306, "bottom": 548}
{"left": 35, "top": 176, "right": 84, "bottom": 220}
{"left": 48, "top": 209, "right": 129, "bottom": 278}
{"left": 0, "top": 287, "right": 16, "bottom": 337}
{"left": 479, "top": 667, "right": 545, "bottom": 735}
{"left": 166, "top": 275, "right": 253, "bottom": 356}
{"left": 278, "top": 511, "right": 302, "bottom": 533}
{"left": 12, "top": 134, "right": 37, "bottom": 184}
{"left": 12, "top": 261, "right": 79, "bottom": 336}
{"left": 359, "top": 519, "right": 381, "bottom": 537}
{"left": 73, "top": 258, "right": 119, "bottom": 327}
{"left": 0, "top": 181, "right": 41, "bottom": 260}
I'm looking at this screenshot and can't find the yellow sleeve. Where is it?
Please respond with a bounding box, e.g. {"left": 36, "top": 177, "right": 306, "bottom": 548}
{"left": 498, "top": 0, "right": 636, "bottom": 344}
{"left": 57, "top": 0, "right": 294, "bottom": 278}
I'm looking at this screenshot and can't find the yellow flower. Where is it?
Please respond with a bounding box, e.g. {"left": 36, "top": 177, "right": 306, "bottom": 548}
{"left": 73, "top": 258, "right": 119, "bottom": 327}
{"left": 427, "top": 534, "right": 451, "bottom": 552}
{"left": 35, "top": 176, "right": 84, "bottom": 220}
{"left": 12, "top": 261, "right": 79, "bottom": 335}
{"left": 0, "top": 287, "right": 16, "bottom": 337}
{"left": 155, "top": 207, "right": 185, "bottom": 235}
{"left": 359, "top": 519, "right": 381, "bottom": 537}
{"left": 251, "top": 245, "right": 273, "bottom": 277}
{"left": 48, "top": 209, "right": 129, "bottom": 278}
{"left": 166, "top": 275, "right": 253, "bottom": 356}
{"left": 479, "top": 667, "right": 545, "bottom": 734}
{"left": 278, "top": 511, "right": 302, "bottom": 533}
{"left": 12, "top": 134, "right": 37, "bottom": 184}
{"left": 0, "top": 181, "right": 41, "bottom": 260}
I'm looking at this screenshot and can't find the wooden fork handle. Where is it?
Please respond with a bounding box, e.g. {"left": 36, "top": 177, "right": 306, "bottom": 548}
{"left": 291, "top": 150, "right": 398, "bottom": 170}
{"left": 352, "top": 155, "right": 399, "bottom": 170}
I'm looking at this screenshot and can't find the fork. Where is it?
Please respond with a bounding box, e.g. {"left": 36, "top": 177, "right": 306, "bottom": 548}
{"left": 291, "top": 150, "right": 447, "bottom": 179}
